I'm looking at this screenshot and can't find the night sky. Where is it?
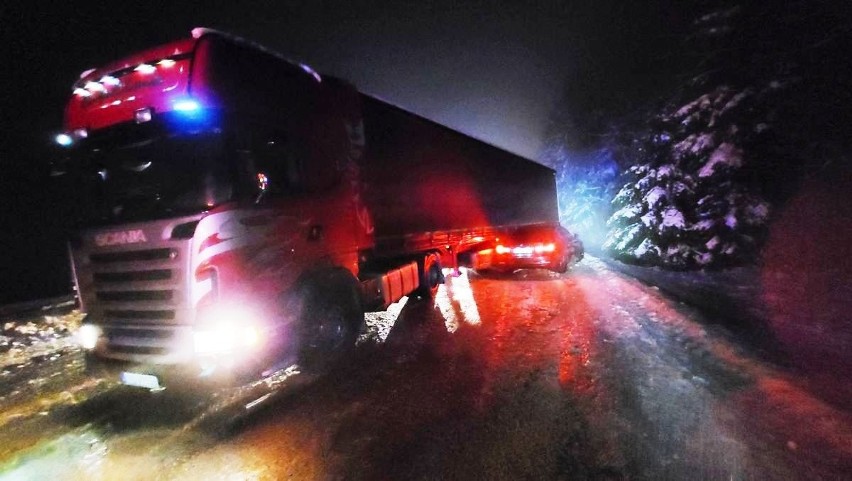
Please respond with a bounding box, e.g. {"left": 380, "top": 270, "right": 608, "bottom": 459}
{"left": 0, "top": 1, "right": 693, "bottom": 303}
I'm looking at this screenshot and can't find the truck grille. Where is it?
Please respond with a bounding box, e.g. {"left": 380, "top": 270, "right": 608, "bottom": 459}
{"left": 90, "top": 248, "right": 176, "bottom": 263}
{"left": 75, "top": 222, "right": 197, "bottom": 364}
{"left": 103, "top": 326, "right": 177, "bottom": 356}
{"left": 107, "top": 345, "right": 171, "bottom": 356}
{"left": 102, "top": 309, "right": 177, "bottom": 321}
{"left": 97, "top": 290, "right": 173, "bottom": 302}
{"left": 93, "top": 269, "right": 172, "bottom": 283}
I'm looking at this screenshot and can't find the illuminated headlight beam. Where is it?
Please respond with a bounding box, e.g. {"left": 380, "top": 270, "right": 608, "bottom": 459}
{"left": 194, "top": 323, "right": 260, "bottom": 355}
{"left": 77, "top": 323, "right": 102, "bottom": 349}
{"left": 193, "top": 304, "right": 263, "bottom": 355}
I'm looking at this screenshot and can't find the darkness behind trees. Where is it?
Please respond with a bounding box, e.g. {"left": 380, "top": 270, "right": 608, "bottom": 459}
{"left": 543, "top": 0, "right": 851, "bottom": 264}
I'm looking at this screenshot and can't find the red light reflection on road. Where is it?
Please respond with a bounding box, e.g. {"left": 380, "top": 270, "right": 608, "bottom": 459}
{"left": 553, "top": 275, "right": 597, "bottom": 391}
{"left": 434, "top": 268, "right": 481, "bottom": 332}
{"left": 558, "top": 331, "right": 591, "bottom": 387}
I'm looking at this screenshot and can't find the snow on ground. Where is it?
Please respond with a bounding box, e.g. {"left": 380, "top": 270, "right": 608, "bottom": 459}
{"left": 0, "top": 303, "right": 82, "bottom": 372}
{"left": 1, "top": 258, "right": 850, "bottom": 480}
{"left": 601, "top": 258, "right": 764, "bottom": 332}
{"left": 602, "top": 255, "right": 852, "bottom": 411}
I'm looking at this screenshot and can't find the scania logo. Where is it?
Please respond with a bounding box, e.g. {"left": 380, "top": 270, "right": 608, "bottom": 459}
{"left": 94, "top": 229, "right": 148, "bottom": 247}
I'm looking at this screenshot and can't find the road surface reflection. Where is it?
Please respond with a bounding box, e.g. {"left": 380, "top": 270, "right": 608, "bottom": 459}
{"left": 1, "top": 258, "right": 850, "bottom": 480}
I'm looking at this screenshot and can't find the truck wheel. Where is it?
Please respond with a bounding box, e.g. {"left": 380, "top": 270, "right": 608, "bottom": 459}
{"left": 295, "top": 274, "right": 363, "bottom": 372}
{"left": 414, "top": 253, "right": 443, "bottom": 299}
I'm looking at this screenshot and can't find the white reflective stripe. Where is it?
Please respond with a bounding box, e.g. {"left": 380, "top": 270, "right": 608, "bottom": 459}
{"left": 195, "top": 235, "right": 256, "bottom": 264}
{"left": 120, "top": 372, "right": 160, "bottom": 390}
{"left": 193, "top": 210, "right": 254, "bottom": 247}
{"left": 191, "top": 276, "right": 213, "bottom": 307}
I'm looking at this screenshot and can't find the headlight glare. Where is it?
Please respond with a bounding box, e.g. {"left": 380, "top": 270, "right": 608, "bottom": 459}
{"left": 193, "top": 304, "right": 263, "bottom": 355}
{"left": 78, "top": 324, "right": 102, "bottom": 350}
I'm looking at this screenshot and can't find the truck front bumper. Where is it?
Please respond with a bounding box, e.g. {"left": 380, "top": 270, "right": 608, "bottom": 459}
{"left": 84, "top": 352, "right": 262, "bottom": 392}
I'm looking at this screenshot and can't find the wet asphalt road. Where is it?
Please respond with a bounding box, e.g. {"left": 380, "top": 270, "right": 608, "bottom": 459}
{"left": 0, "top": 257, "right": 850, "bottom": 480}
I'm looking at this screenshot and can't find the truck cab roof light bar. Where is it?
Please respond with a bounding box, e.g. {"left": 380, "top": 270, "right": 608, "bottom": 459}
{"left": 71, "top": 54, "right": 192, "bottom": 95}
{"left": 134, "top": 63, "right": 157, "bottom": 74}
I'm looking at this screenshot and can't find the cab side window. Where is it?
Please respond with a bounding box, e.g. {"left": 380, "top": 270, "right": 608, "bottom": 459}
{"left": 254, "top": 130, "right": 301, "bottom": 193}
{"left": 233, "top": 125, "right": 303, "bottom": 198}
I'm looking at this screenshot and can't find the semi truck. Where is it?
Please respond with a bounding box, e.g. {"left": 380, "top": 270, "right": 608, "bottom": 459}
{"left": 54, "top": 29, "right": 571, "bottom": 390}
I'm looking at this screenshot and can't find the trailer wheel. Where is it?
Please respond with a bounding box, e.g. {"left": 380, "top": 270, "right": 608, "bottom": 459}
{"left": 413, "top": 253, "right": 443, "bottom": 299}
{"left": 295, "top": 272, "right": 363, "bottom": 372}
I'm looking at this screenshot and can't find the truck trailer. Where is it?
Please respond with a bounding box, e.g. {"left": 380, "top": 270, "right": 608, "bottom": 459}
{"left": 54, "top": 29, "right": 570, "bottom": 390}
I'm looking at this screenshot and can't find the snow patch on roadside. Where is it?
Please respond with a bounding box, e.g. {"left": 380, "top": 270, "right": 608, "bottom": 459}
{"left": 1, "top": 311, "right": 84, "bottom": 370}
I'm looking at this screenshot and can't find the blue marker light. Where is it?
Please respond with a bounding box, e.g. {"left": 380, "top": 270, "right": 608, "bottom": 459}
{"left": 167, "top": 97, "right": 215, "bottom": 132}
{"left": 173, "top": 99, "right": 201, "bottom": 112}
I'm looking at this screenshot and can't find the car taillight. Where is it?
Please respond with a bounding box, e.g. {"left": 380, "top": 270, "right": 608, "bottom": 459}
{"left": 497, "top": 242, "right": 556, "bottom": 255}
{"left": 534, "top": 243, "right": 556, "bottom": 253}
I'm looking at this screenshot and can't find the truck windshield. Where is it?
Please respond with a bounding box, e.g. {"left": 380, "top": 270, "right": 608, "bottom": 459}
{"left": 62, "top": 131, "right": 235, "bottom": 226}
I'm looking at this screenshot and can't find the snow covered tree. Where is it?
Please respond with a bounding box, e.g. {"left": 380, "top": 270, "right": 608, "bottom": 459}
{"left": 605, "top": 85, "right": 773, "bottom": 269}
{"left": 544, "top": 0, "right": 848, "bottom": 266}
{"left": 602, "top": 0, "right": 850, "bottom": 269}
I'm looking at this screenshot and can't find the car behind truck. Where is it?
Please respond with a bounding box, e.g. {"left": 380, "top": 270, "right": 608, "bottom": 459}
{"left": 54, "top": 29, "right": 574, "bottom": 391}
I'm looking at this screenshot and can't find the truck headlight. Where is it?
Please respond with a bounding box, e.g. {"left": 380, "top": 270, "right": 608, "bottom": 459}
{"left": 78, "top": 323, "right": 102, "bottom": 350}
{"left": 193, "top": 304, "right": 263, "bottom": 355}
{"left": 194, "top": 323, "right": 260, "bottom": 355}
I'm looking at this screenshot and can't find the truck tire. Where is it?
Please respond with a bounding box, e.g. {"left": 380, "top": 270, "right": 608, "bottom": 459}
{"left": 414, "top": 253, "right": 443, "bottom": 299}
{"left": 294, "top": 272, "right": 363, "bottom": 372}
